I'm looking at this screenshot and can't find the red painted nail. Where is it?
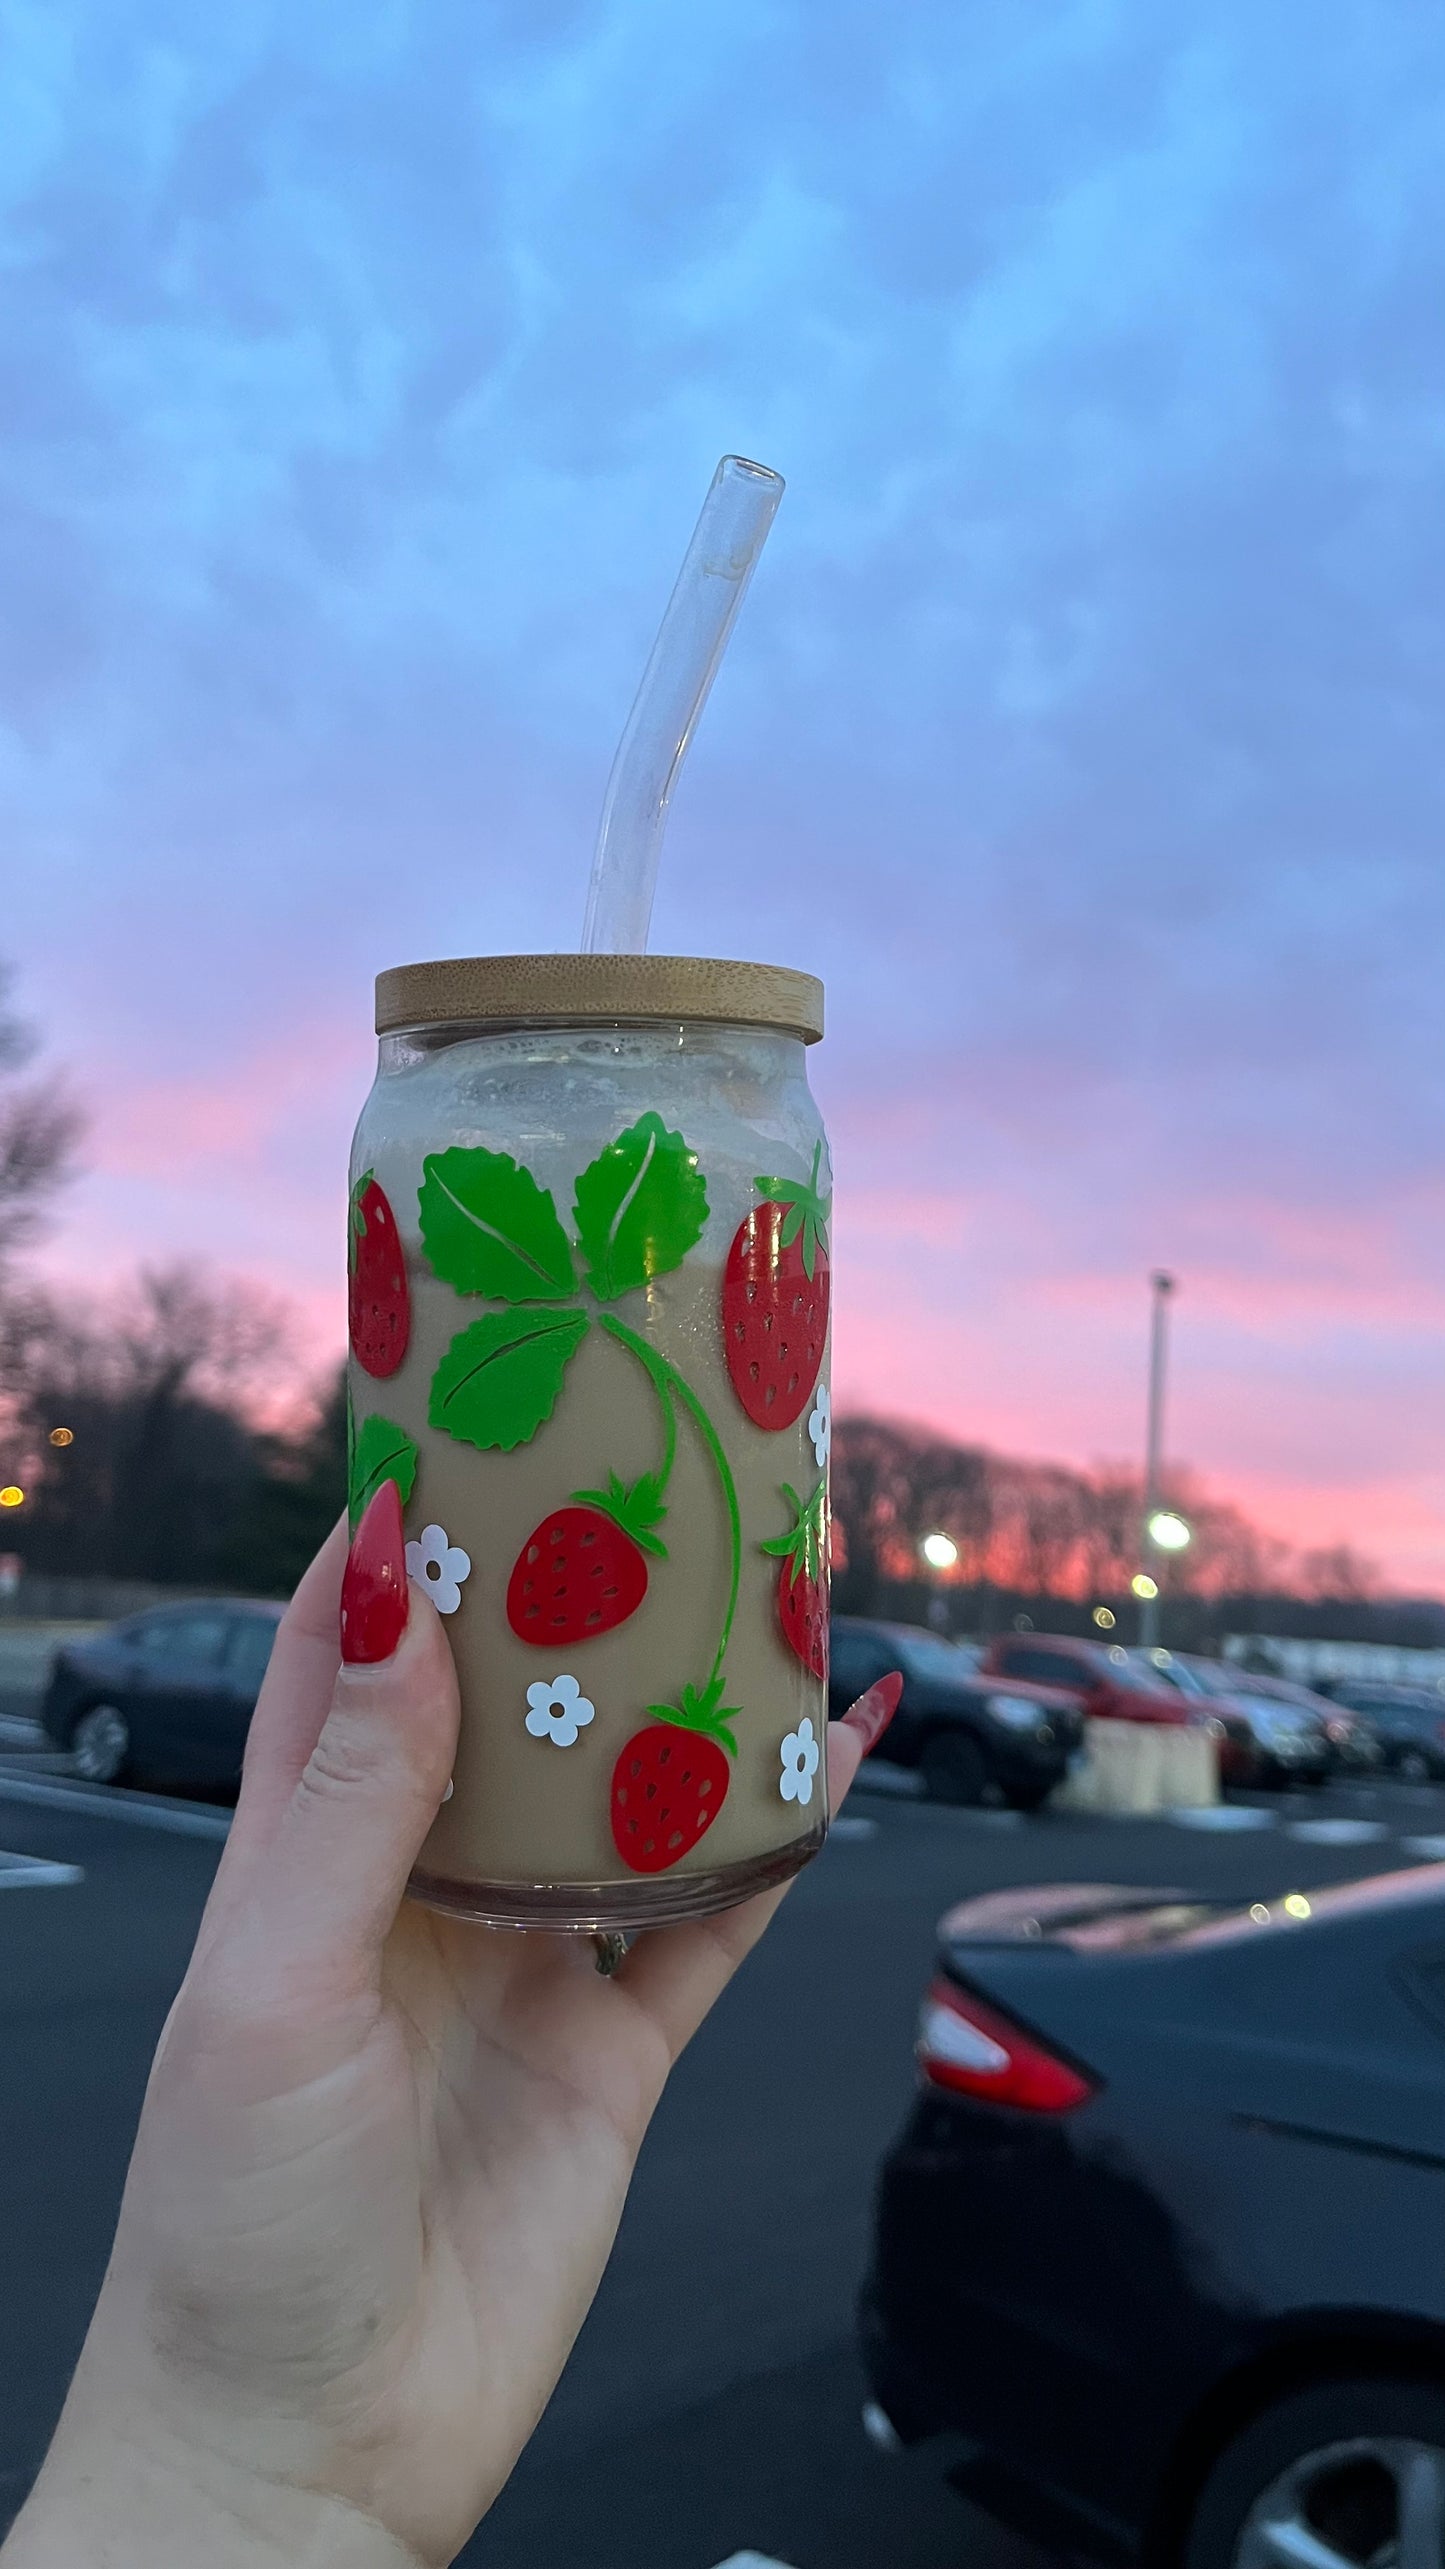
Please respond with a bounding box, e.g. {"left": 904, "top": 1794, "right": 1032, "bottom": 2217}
{"left": 340, "top": 1479, "right": 409, "bottom": 1665}
{"left": 843, "top": 1669, "right": 903, "bottom": 1758}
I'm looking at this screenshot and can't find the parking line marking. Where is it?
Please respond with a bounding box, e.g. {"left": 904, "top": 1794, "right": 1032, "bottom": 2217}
{"left": 1401, "top": 1837, "right": 1445, "bottom": 1860}
{"left": 0, "top": 1775, "right": 230, "bottom": 1841}
{"left": 1165, "top": 1805, "right": 1278, "bottom": 1830}
{"left": 0, "top": 1851, "right": 83, "bottom": 1888}
{"left": 1286, "top": 1819, "right": 1389, "bottom": 1845}
{"left": 828, "top": 1815, "right": 877, "bottom": 1841}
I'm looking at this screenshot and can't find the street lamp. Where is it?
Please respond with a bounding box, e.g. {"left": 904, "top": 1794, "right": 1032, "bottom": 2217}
{"left": 1147, "top": 1509, "right": 1191, "bottom": 1554}
{"left": 920, "top": 1530, "right": 957, "bottom": 1630}
{"left": 1130, "top": 1572, "right": 1158, "bottom": 1602}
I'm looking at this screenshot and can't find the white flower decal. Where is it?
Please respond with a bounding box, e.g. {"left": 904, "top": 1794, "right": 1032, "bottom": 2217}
{"left": 807, "top": 1383, "right": 831, "bottom": 1470}
{"left": 779, "top": 1714, "right": 821, "bottom": 1807}
{"left": 525, "top": 1673, "right": 596, "bottom": 1748}
{"left": 406, "top": 1523, "right": 472, "bottom": 1615}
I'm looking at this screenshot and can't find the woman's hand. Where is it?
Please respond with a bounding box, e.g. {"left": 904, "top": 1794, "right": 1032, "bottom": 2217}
{"left": 5, "top": 1498, "right": 899, "bottom": 2569}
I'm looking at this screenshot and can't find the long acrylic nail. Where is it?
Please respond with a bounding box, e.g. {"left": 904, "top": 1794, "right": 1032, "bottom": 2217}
{"left": 842, "top": 1669, "right": 903, "bottom": 1758}
{"left": 340, "top": 1479, "right": 409, "bottom": 1665}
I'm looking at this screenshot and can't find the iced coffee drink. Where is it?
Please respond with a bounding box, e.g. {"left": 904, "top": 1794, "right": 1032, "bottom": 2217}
{"left": 347, "top": 953, "right": 831, "bottom": 1931}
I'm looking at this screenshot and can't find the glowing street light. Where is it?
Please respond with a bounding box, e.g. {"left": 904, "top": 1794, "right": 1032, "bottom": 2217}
{"left": 1130, "top": 1572, "right": 1158, "bottom": 1601}
{"left": 1091, "top": 1605, "right": 1116, "bottom": 1630}
{"left": 48, "top": 1427, "right": 74, "bottom": 1448}
{"left": 1147, "top": 1509, "right": 1192, "bottom": 1553}
{"left": 0, "top": 1487, "right": 23, "bottom": 1509}
{"left": 921, "top": 1531, "right": 958, "bottom": 1572}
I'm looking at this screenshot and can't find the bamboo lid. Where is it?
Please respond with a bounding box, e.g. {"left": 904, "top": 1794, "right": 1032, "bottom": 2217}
{"left": 375, "top": 953, "right": 824, "bottom": 1043}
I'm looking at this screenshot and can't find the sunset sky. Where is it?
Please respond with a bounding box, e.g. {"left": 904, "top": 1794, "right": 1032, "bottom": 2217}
{"left": 4, "top": 0, "right": 1444, "bottom": 1587}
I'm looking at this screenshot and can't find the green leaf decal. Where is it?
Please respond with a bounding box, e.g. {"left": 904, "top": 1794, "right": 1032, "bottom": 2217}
{"left": 429, "top": 1308, "right": 589, "bottom": 1452}
{"left": 348, "top": 1411, "right": 418, "bottom": 1529}
{"left": 419, "top": 1147, "right": 576, "bottom": 1302}
{"left": 573, "top": 1112, "right": 708, "bottom": 1302}
{"left": 644, "top": 1676, "right": 741, "bottom": 1759}
{"left": 347, "top": 1169, "right": 374, "bottom": 1273}
{"left": 754, "top": 1141, "right": 832, "bottom": 1280}
{"left": 570, "top": 1467, "right": 670, "bottom": 1559}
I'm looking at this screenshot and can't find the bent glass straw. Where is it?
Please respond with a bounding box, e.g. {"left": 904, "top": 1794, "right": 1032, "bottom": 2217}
{"left": 582, "top": 454, "right": 784, "bottom": 955}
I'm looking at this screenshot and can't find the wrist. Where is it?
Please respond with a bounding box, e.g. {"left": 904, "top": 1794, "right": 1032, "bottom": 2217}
{"left": 4, "top": 2419, "right": 421, "bottom": 2569}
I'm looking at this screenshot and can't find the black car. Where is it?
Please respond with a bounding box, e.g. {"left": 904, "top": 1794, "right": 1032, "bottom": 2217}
{"left": 40, "top": 1600, "right": 283, "bottom": 1794}
{"left": 1315, "top": 1681, "right": 1445, "bottom": 1781}
{"left": 863, "top": 1866, "right": 1445, "bottom": 2569}
{"left": 829, "top": 1616, "right": 1082, "bottom": 1808}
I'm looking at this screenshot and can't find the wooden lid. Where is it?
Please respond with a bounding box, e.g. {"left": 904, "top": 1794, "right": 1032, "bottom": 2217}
{"left": 375, "top": 953, "right": 824, "bottom": 1043}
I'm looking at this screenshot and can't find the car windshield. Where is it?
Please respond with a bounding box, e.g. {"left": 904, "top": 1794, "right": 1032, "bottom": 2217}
{"left": 1234, "top": 1696, "right": 1317, "bottom": 1733}
{"left": 895, "top": 1632, "right": 977, "bottom": 1682}
{"left": 1104, "top": 1654, "right": 1172, "bottom": 1695}
{"left": 1130, "top": 1651, "right": 1214, "bottom": 1699}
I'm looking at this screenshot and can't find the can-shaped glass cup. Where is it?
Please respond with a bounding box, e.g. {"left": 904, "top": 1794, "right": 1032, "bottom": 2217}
{"left": 347, "top": 954, "right": 832, "bottom": 1932}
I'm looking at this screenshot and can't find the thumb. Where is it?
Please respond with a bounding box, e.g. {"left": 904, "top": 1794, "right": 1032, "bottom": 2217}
{"left": 255, "top": 1480, "right": 460, "bottom": 1984}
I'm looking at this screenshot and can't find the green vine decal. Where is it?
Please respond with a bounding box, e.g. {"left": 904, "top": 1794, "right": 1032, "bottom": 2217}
{"left": 600, "top": 1313, "right": 743, "bottom": 1748}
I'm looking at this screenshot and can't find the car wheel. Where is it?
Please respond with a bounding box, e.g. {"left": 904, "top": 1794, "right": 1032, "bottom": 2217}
{"left": 920, "top": 1732, "right": 987, "bottom": 1805}
{"left": 70, "top": 1703, "right": 130, "bottom": 1785}
{"left": 1399, "top": 1750, "right": 1431, "bottom": 1782}
{"left": 1184, "top": 2379, "right": 1445, "bottom": 2569}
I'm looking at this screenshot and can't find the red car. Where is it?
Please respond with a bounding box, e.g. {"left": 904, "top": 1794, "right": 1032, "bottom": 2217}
{"left": 980, "top": 1633, "right": 1192, "bottom": 1721}
{"left": 978, "top": 1632, "right": 1255, "bottom": 1782}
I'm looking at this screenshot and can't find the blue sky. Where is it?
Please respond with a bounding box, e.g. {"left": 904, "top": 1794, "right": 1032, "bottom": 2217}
{"left": 4, "top": 0, "right": 1444, "bottom": 1580}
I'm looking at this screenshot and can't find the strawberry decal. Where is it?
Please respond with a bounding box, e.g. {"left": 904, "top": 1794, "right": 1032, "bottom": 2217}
{"left": 722, "top": 1144, "right": 830, "bottom": 1429}
{"left": 349, "top": 1172, "right": 411, "bottom": 1380}
{"left": 760, "top": 1480, "right": 829, "bottom": 1680}
{"left": 507, "top": 1473, "right": 667, "bottom": 1645}
{"left": 610, "top": 1680, "right": 737, "bottom": 1873}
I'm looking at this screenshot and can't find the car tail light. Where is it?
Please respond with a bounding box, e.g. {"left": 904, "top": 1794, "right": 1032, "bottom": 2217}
{"left": 916, "top": 1977, "right": 1096, "bottom": 2112}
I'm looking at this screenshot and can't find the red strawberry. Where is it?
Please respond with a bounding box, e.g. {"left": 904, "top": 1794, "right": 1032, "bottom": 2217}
{"left": 507, "top": 1471, "right": 666, "bottom": 1645}
{"left": 722, "top": 1145, "right": 830, "bottom": 1430}
{"left": 348, "top": 1173, "right": 410, "bottom": 1379}
{"left": 610, "top": 1683, "right": 737, "bottom": 1873}
{"left": 761, "top": 1481, "right": 829, "bottom": 1680}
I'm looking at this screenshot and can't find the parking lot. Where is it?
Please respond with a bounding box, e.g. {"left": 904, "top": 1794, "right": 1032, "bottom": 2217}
{"left": 2, "top": 1710, "right": 1444, "bottom": 2569}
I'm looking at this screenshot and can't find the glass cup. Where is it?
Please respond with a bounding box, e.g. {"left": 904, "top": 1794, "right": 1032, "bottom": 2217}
{"left": 347, "top": 954, "right": 832, "bottom": 1931}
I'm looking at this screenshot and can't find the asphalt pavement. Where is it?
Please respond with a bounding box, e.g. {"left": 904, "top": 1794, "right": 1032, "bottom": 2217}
{"left": 2, "top": 1746, "right": 1444, "bottom": 2567}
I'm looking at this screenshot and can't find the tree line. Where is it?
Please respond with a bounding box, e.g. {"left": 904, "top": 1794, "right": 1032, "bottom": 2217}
{"left": 0, "top": 962, "right": 1432, "bottom": 1636}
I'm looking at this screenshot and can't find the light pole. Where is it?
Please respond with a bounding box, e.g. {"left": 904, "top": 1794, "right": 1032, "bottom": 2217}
{"left": 920, "top": 1530, "right": 957, "bottom": 1631}
{"left": 1138, "top": 1270, "right": 1175, "bottom": 1648}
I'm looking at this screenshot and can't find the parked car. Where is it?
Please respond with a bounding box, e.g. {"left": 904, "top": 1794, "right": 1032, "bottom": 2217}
{"left": 1125, "top": 1651, "right": 1265, "bottom": 1787}
{"left": 982, "top": 1632, "right": 1196, "bottom": 1725}
{"left": 1139, "top": 1654, "right": 1336, "bottom": 1788}
{"left": 862, "top": 1863, "right": 1445, "bottom": 2569}
{"left": 1314, "top": 1681, "right": 1445, "bottom": 1781}
{"left": 40, "top": 1600, "right": 283, "bottom": 1793}
{"left": 828, "top": 1617, "right": 1082, "bottom": 1808}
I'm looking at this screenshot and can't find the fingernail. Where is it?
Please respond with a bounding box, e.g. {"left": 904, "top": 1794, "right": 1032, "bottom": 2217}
{"left": 340, "top": 1480, "right": 409, "bottom": 1665}
{"left": 843, "top": 1669, "right": 903, "bottom": 1758}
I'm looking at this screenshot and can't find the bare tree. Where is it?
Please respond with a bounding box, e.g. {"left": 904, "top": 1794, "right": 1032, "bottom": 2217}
{"left": 13, "top": 1264, "right": 294, "bottom": 1583}
{"left": 1297, "top": 1544, "right": 1381, "bottom": 1604}
{"left": 830, "top": 1416, "right": 920, "bottom": 1610}
{"left": 0, "top": 965, "right": 82, "bottom": 1279}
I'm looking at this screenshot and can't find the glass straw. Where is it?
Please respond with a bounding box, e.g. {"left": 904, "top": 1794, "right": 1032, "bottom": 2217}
{"left": 582, "top": 454, "right": 784, "bottom": 954}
